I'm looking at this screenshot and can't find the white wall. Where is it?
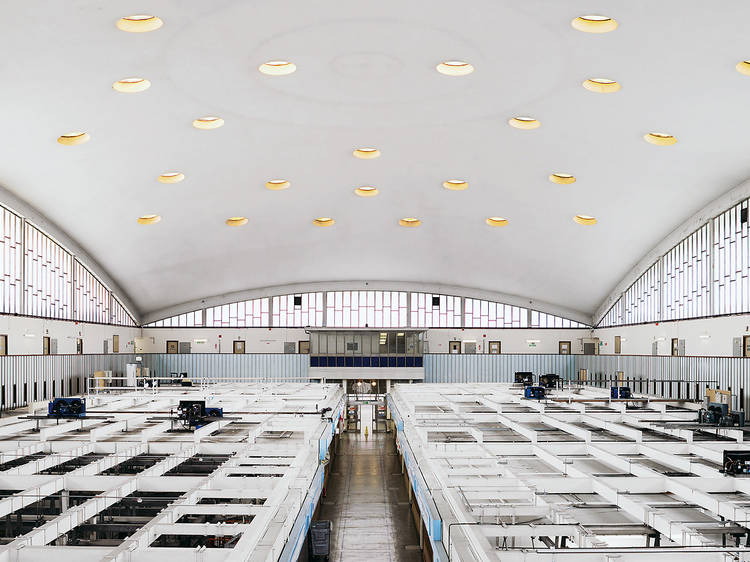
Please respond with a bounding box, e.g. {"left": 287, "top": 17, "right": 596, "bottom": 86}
{"left": 138, "top": 327, "right": 311, "bottom": 354}
{"left": 424, "top": 328, "right": 590, "bottom": 354}
{"left": 0, "top": 315, "right": 141, "bottom": 355}
{"left": 594, "top": 313, "right": 750, "bottom": 356}
{"left": 139, "top": 327, "right": 592, "bottom": 354}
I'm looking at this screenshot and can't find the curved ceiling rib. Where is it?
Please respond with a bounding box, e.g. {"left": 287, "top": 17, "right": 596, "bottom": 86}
{"left": 141, "top": 281, "right": 592, "bottom": 326}
{"left": 593, "top": 177, "right": 750, "bottom": 323}
{"left": 0, "top": 185, "right": 141, "bottom": 321}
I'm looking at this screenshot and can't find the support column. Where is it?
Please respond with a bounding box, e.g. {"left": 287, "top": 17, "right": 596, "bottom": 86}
{"left": 321, "top": 291, "right": 327, "bottom": 327}
{"left": 19, "top": 218, "right": 26, "bottom": 316}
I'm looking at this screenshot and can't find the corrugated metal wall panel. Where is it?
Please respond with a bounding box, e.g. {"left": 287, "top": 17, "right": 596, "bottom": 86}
{"left": 2, "top": 353, "right": 749, "bottom": 411}
{"left": 140, "top": 354, "right": 309, "bottom": 382}
{"left": 424, "top": 354, "right": 576, "bottom": 383}
{"left": 576, "top": 355, "right": 750, "bottom": 412}
{"left": 0, "top": 353, "right": 310, "bottom": 411}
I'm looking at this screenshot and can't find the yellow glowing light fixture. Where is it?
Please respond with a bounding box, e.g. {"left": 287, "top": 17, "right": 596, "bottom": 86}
{"left": 192, "top": 116, "right": 224, "bottom": 130}
{"left": 549, "top": 173, "right": 576, "bottom": 185}
{"left": 582, "top": 78, "right": 620, "bottom": 93}
{"left": 158, "top": 172, "right": 184, "bottom": 184}
{"left": 313, "top": 217, "right": 335, "bottom": 227}
{"left": 226, "top": 217, "right": 248, "bottom": 226}
{"left": 436, "top": 61, "right": 474, "bottom": 76}
{"left": 112, "top": 77, "right": 151, "bottom": 93}
{"left": 265, "top": 179, "right": 291, "bottom": 191}
{"left": 258, "top": 61, "right": 296, "bottom": 75}
{"left": 644, "top": 132, "right": 677, "bottom": 146}
{"left": 353, "top": 147, "right": 380, "bottom": 159}
{"left": 486, "top": 217, "right": 509, "bottom": 227}
{"left": 399, "top": 217, "right": 422, "bottom": 227}
{"left": 57, "top": 132, "right": 90, "bottom": 146}
{"left": 116, "top": 15, "right": 163, "bottom": 33}
{"left": 137, "top": 214, "right": 161, "bottom": 225}
{"left": 736, "top": 61, "right": 750, "bottom": 76}
{"left": 574, "top": 214, "right": 597, "bottom": 225}
{"left": 354, "top": 186, "right": 379, "bottom": 197}
{"left": 443, "top": 180, "right": 468, "bottom": 191}
{"left": 571, "top": 15, "right": 618, "bottom": 33}
{"left": 508, "top": 116, "right": 541, "bottom": 130}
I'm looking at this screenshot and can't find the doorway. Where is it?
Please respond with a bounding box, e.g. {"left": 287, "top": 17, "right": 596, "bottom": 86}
{"left": 488, "top": 341, "right": 501, "bottom": 354}
{"left": 76, "top": 338, "right": 83, "bottom": 355}
{"left": 559, "top": 341, "right": 571, "bottom": 355}
{"left": 298, "top": 340, "right": 310, "bottom": 354}
{"left": 233, "top": 340, "right": 246, "bottom": 354}
{"left": 43, "top": 336, "right": 50, "bottom": 355}
{"left": 744, "top": 335, "right": 750, "bottom": 358}
{"left": 166, "top": 340, "right": 179, "bottom": 354}
{"left": 0, "top": 335, "right": 6, "bottom": 356}
{"left": 112, "top": 335, "right": 119, "bottom": 353}
{"left": 614, "top": 336, "right": 621, "bottom": 354}
{"left": 449, "top": 341, "right": 461, "bottom": 354}
{"left": 671, "top": 338, "right": 679, "bottom": 356}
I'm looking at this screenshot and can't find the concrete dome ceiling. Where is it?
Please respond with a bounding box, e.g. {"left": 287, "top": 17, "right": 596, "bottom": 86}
{"left": 2, "top": 1, "right": 750, "bottom": 319}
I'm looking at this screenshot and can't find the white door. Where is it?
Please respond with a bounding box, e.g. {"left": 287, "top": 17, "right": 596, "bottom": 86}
{"left": 360, "top": 404, "right": 374, "bottom": 436}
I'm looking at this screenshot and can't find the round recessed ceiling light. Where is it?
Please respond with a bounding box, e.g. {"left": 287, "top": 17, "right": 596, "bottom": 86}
{"left": 313, "top": 217, "right": 335, "bottom": 227}
{"left": 399, "top": 217, "right": 422, "bottom": 227}
{"left": 582, "top": 78, "right": 620, "bottom": 93}
{"left": 112, "top": 77, "right": 151, "bottom": 93}
{"left": 158, "top": 172, "right": 184, "bottom": 184}
{"left": 353, "top": 147, "right": 380, "bottom": 159}
{"left": 226, "top": 217, "right": 248, "bottom": 226}
{"left": 486, "top": 217, "right": 509, "bottom": 227}
{"left": 436, "top": 61, "right": 474, "bottom": 76}
{"left": 736, "top": 61, "right": 750, "bottom": 76}
{"left": 571, "top": 15, "right": 618, "bottom": 33}
{"left": 508, "top": 116, "right": 541, "bottom": 130}
{"left": 266, "top": 179, "right": 290, "bottom": 191}
{"left": 192, "top": 116, "right": 224, "bottom": 130}
{"left": 574, "top": 214, "right": 597, "bottom": 225}
{"left": 137, "top": 214, "right": 161, "bottom": 225}
{"left": 443, "top": 180, "right": 468, "bottom": 191}
{"left": 258, "top": 61, "right": 297, "bottom": 75}
{"left": 549, "top": 173, "right": 576, "bottom": 184}
{"left": 354, "top": 186, "right": 379, "bottom": 197}
{"left": 644, "top": 132, "right": 677, "bottom": 146}
{"left": 57, "top": 132, "right": 90, "bottom": 146}
{"left": 116, "top": 15, "right": 163, "bottom": 33}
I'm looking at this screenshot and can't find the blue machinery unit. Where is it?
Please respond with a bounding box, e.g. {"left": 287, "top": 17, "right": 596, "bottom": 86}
{"left": 699, "top": 402, "right": 745, "bottom": 427}
{"left": 514, "top": 372, "right": 534, "bottom": 386}
{"left": 48, "top": 398, "right": 86, "bottom": 418}
{"left": 524, "top": 386, "right": 546, "bottom": 400}
{"left": 610, "top": 386, "right": 632, "bottom": 399}
{"left": 176, "top": 400, "right": 223, "bottom": 430}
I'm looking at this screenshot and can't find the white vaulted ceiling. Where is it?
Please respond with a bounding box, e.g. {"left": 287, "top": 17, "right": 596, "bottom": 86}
{"left": 2, "top": 1, "right": 750, "bottom": 320}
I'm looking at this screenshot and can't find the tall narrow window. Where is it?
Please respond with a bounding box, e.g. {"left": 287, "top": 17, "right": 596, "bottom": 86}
{"left": 0, "top": 207, "right": 23, "bottom": 315}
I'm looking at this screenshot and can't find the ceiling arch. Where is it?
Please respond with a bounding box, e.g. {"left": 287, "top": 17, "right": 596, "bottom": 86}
{"left": 141, "top": 280, "right": 592, "bottom": 326}
{"left": 4, "top": 1, "right": 750, "bottom": 320}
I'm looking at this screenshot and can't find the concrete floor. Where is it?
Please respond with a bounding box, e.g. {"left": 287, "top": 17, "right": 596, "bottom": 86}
{"left": 318, "top": 431, "right": 423, "bottom": 562}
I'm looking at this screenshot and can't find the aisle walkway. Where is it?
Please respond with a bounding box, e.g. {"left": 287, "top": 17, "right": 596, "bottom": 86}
{"left": 318, "top": 431, "right": 422, "bottom": 562}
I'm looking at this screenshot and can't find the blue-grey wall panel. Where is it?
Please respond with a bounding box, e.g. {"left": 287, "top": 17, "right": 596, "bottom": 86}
{"left": 424, "top": 354, "right": 576, "bottom": 383}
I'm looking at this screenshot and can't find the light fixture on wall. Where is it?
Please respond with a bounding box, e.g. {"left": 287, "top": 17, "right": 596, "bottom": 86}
{"left": 699, "top": 332, "right": 711, "bottom": 339}
{"left": 193, "top": 339, "right": 207, "bottom": 344}
{"left": 526, "top": 339, "right": 541, "bottom": 344}
{"left": 655, "top": 336, "right": 666, "bottom": 342}
{"left": 23, "top": 332, "right": 36, "bottom": 338}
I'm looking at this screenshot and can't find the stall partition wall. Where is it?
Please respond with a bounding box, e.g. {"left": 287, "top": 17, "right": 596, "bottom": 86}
{"left": 0, "top": 353, "right": 749, "bottom": 412}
